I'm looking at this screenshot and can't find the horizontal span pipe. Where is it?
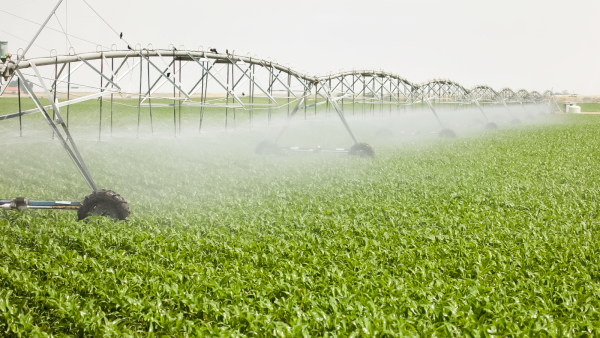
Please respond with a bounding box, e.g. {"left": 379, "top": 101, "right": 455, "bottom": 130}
{"left": 9, "top": 50, "right": 553, "bottom": 100}
{"left": 0, "top": 200, "right": 81, "bottom": 210}
{"left": 13, "top": 50, "right": 416, "bottom": 87}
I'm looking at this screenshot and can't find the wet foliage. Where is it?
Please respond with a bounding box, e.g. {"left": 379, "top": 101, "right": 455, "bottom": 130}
{"left": 1, "top": 114, "right": 600, "bottom": 336}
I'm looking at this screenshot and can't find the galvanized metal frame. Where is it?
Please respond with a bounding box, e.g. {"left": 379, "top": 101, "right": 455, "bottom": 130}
{"left": 1, "top": 48, "right": 555, "bottom": 193}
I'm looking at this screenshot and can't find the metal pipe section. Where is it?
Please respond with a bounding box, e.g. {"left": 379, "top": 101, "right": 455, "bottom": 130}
{"left": 15, "top": 69, "right": 98, "bottom": 191}
{"left": 0, "top": 198, "right": 80, "bottom": 211}
{"left": 13, "top": 50, "right": 416, "bottom": 86}
{"left": 4, "top": 49, "right": 553, "bottom": 113}
{"left": 284, "top": 147, "right": 349, "bottom": 153}
{"left": 14, "top": 0, "right": 64, "bottom": 65}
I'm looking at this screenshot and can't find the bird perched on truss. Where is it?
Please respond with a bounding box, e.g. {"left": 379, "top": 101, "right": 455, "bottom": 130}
{"left": 210, "top": 48, "right": 218, "bottom": 54}
{"left": 226, "top": 49, "right": 229, "bottom": 55}
{"left": 119, "top": 32, "right": 123, "bottom": 39}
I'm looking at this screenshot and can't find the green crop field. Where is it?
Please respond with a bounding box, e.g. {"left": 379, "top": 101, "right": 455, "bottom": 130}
{"left": 0, "top": 95, "right": 539, "bottom": 138}
{"left": 577, "top": 103, "right": 600, "bottom": 113}
{"left": 0, "top": 103, "right": 598, "bottom": 336}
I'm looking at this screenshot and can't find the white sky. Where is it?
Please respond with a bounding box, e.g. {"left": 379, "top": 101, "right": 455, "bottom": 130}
{"left": 2, "top": 0, "right": 599, "bottom": 94}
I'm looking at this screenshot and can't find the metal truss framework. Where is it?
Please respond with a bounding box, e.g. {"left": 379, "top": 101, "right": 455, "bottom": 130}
{"left": 0, "top": 0, "right": 561, "bottom": 217}
{"left": 1, "top": 48, "right": 557, "bottom": 192}
{"left": 1, "top": 49, "right": 556, "bottom": 127}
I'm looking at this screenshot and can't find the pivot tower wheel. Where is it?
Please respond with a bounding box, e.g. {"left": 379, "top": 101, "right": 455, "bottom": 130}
{"left": 484, "top": 122, "right": 498, "bottom": 130}
{"left": 77, "top": 189, "right": 130, "bottom": 221}
{"left": 438, "top": 128, "right": 457, "bottom": 138}
{"left": 349, "top": 142, "right": 375, "bottom": 158}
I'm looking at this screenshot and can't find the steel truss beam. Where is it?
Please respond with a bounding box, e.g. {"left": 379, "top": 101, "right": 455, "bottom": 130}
{"left": 14, "top": 68, "right": 97, "bottom": 191}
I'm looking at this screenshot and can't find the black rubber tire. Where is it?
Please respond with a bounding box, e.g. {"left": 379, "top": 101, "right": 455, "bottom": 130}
{"left": 255, "top": 140, "right": 280, "bottom": 155}
{"left": 376, "top": 128, "right": 394, "bottom": 138}
{"left": 484, "top": 122, "right": 498, "bottom": 130}
{"left": 438, "top": 128, "right": 457, "bottom": 138}
{"left": 348, "top": 142, "right": 375, "bottom": 158}
{"left": 77, "top": 189, "right": 130, "bottom": 221}
{"left": 511, "top": 119, "right": 522, "bottom": 125}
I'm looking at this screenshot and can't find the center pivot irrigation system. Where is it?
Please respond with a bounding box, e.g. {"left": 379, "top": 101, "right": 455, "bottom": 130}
{"left": 0, "top": 0, "right": 558, "bottom": 220}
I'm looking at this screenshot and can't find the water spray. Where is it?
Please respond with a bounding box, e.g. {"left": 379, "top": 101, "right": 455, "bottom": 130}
{"left": 0, "top": 1, "right": 557, "bottom": 220}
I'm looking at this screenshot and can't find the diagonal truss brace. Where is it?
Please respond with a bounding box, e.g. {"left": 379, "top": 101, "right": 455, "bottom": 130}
{"left": 353, "top": 75, "right": 379, "bottom": 99}
{"left": 274, "top": 84, "right": 313, "bottom": 143}
{"left": 77, "top": 56, "right": 121, "bottom": 90}
{"left": 30, "top": 62, "right": 64, "bottom": 123}
{"left": 50, "top": 63, "right": 67, "bottom": 92}
{"left": 0, "top": 91, "right": 116, "bottom": 121}
{"left": 423, "top": 97, "right": 445, "bottom": 128}
{"left": 373, "top": 76, "right": 401, "bottom": 104}
{"left": 0, "top": 0, "right": 63, "bottom": 97}
{"left": 142, "top": 59, "right": 188, "bottom": 102}
{"left": 320, "top": 82, "right": 357, "bottom": 144}
{"left": 187, "top": 53, "right": 243, "bottom": 107}
{"left": 15, "top": 69, "right": 97, "bottom": 191}
{"left": 496, "top": 96, "right": 515, "bottom": 118}
{"left": 186, "top": 58, "right": 215, "bottom": 97}
{"left": 471, "top": 98, "right": 490, "bottom": 122}
{"left": 262, "top": 64, "right": 297, "bottom": 98}
{"left": 52, "top": 62, "right": 84, "bottom": 89}
{"left": 137, "top": 51, "right": 192, "bottom": 101}
{"left": 227, "top": 56, "right": 279, "bottom": 105}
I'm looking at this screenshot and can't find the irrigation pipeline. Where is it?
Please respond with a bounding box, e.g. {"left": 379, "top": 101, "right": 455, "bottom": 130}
{"left": 1, "top": 50, "right": 554, "bottom": 158}
{"left": 2, "top": 50, "right": 552, "bottom": 104}
{"left": 0, "top": 49, "right": 556, "bottom": 141}
{"left": 0, "top": 0, "right": 558, "bottom": 220}
{"left": 0, "top": 48, "right": 558, "bottom": 220}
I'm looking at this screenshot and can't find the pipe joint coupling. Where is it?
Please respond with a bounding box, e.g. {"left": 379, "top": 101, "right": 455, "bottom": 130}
{"left": 10, "top": 197, "right": 29, "bottom": 211}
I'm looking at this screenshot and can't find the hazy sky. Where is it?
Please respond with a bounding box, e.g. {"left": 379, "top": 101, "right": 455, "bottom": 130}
{"left": 2, "top": 0, "right": 599, "bottom": 94}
